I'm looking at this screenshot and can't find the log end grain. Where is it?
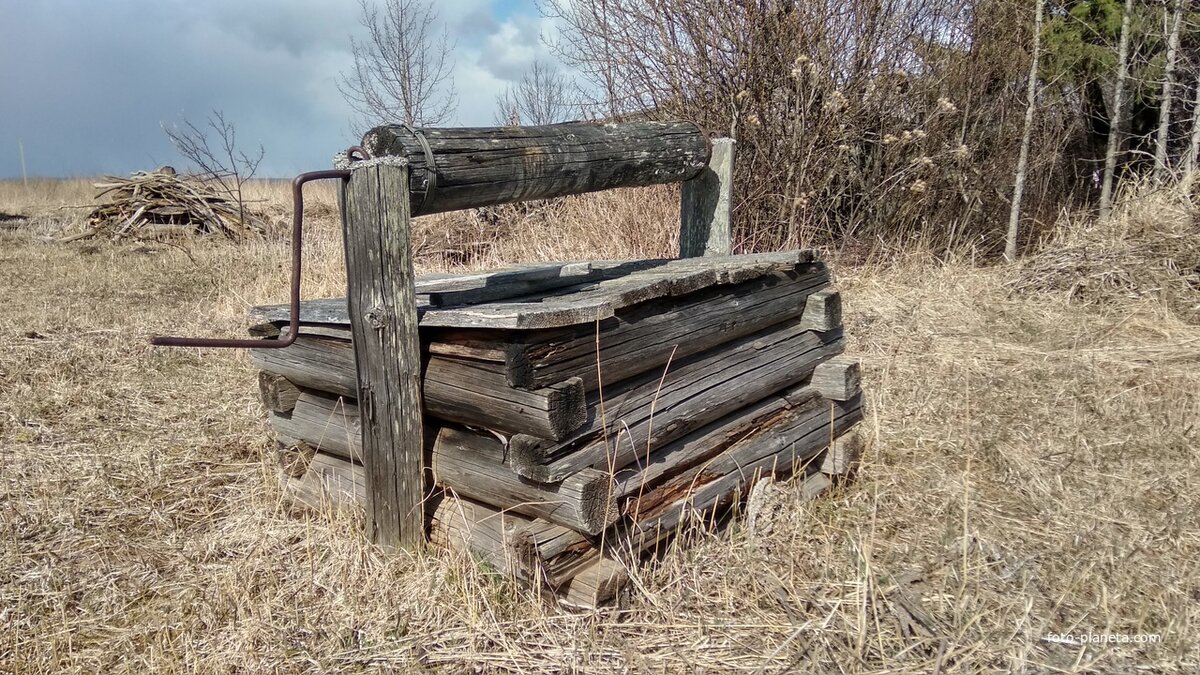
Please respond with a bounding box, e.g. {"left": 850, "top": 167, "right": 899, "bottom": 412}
{"left": 800, "top": 289, "right": 842, "bottom": 332}
{"left": 811, "top": 355, "right": 861, "bottom": 401}
{"left": 558, "top": 557, "right": 629, "bottom": 610}
{"left": 507, "top": 435, "right": 555, "bottom": 482}
{"left": 562, "top": 468, "right": 620, "bottom": 535}
{"left": 259, "top": 371, "right": 302, "bottom": 413}
{"left": 819, "top": 429, "right": 864, "bottom": 477}
{"left": 545, "top": 377, "right": 588, "bottom": 440}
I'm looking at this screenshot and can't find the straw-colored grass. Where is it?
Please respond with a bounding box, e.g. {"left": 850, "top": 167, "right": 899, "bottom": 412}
{"left": 1, "top": 178, "right": 1197, "bottom": 672}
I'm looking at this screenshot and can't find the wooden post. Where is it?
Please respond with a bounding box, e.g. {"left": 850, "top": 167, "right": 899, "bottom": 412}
{"left": 680, "top": 138, "right": 734, "bottom": 258}
{"left": 341, "top": 160, "right": 427, "bottom": 550}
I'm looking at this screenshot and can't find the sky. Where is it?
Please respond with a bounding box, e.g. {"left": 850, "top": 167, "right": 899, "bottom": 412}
{"left": 0, "top": 0, "right": 563, "bottom": 178}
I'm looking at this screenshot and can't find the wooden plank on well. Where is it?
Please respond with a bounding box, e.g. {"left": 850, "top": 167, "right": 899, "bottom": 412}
{"left": 247, "top": 250, "right": 817, "bottom": 331}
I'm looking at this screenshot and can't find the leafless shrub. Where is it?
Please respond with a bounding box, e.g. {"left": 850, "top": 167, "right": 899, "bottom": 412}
{"left": 163, "top": 109, "right": 264, "bottom": 229}
{"left": 541, "top": 0, "right": 1077, "bottom": 252}
{"left": 494, "top": 60, "right": 576, "bottom": 126}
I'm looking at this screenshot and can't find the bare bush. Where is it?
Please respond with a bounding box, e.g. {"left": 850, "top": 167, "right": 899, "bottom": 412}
{"left": 163, "top": 109, "right": 264, "bottom": 228}
{"left": 494, "top": 60, "right": 575, "bottom": 126}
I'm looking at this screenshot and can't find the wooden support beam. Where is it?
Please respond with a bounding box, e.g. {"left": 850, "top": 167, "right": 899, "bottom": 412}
{"left": 679, "top": 138, "right": 734, "bottom": 258}
{"left": 800, "top": 289, "right": 841, "bottom": 332}
{"left": 810, "top": 355, "right": 861, "bottom": 401}
{"left": 342, "top": 161, "right": 427, "bottom": 551}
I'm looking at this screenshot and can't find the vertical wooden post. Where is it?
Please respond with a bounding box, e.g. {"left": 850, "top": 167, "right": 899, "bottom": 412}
{"left": 341, "top": 160, "right": 427, "bottom": 551}
{"left": 679, "top": 137, "right": 734, "bottom": 258}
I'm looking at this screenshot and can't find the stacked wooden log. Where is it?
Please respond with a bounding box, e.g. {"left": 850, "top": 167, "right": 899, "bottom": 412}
{"left": 250, "top": 251, "right": 863, "bottom": 608}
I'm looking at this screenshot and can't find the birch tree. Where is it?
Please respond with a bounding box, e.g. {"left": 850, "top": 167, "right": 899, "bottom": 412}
{"left": 1154, "top": 0, "right": 1184, "bottom": 180}
{"left": 1006, "top": 0, "right": 1045, "bottom": 262}
{"left": 1100, "top": 0, "right": 1134, "bottom": 222}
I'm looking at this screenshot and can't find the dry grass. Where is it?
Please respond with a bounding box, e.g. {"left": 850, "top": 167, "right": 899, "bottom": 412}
{"left": 1, "top": 178, "right": 1198, "bottom": 672}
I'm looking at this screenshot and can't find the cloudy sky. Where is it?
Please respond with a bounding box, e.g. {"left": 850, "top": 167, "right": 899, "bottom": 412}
{"left": 0, "top": 0, "right": 563, "bottom": 178}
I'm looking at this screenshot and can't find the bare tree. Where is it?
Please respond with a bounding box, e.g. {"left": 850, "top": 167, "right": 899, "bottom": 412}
{"left": 1154, "top": 0, "right": 1184, "bottom": 181}
{"left": 494, "top": 61, "right": 574, "bottom": 126}
{"left": 163, "top": 109, "right": 264, "bottom": 227}
{"left": 340, "top": 0, "right": 457, "bottom": 132}
{"left": 1100, "top": 0, "right": 1134, "bottom": 222}
{"left": 1007, "top": 0, "right": 1045, "bottom": 262}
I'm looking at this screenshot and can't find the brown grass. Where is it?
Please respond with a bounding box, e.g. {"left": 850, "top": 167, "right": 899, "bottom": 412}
{"left": 1, "top": 179, "right": 1197, "bottom": 672}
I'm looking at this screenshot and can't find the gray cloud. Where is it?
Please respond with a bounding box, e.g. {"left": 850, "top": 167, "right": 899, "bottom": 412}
{"left": 0, "top": 0, "right": 563, "bottom": 179}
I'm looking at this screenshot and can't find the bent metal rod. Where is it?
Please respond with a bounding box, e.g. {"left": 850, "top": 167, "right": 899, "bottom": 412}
{"left": 149, "top": 146, "right": 370, "bottom": 349}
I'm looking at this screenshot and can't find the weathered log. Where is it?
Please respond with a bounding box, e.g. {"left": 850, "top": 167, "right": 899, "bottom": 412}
{"left": 275, "top": 440, "right": 315, "bottom": 478}
{"left": 433, "top": 426, "right": 617, "bottom": 535}
{"left": 428, "top": 494, "right": 524, "bottom": 577}
{"left": 252, "top": 336, "right": 587, "bottom": 440}
{"left": 819, "top": 429, "right": 864, "bottom": 476}
{"left": 270, "top": 390, "right": 363, "bottom": 462}
{"left": 557, "top": 557, "right": 629, "bottom": 610}
{"left": 258, "top": 372, "right": 302, "bottom": 413}
{"left": 508, "top": 322, "right": 846, "bottom": 483}
{"left": 626, "top": 393, "right": 862, "bottom": 521}
{"left": 255, "top": 264, "right": 827, "bottom": 396}
{"left": 810, "top": 355, "right": 861, "bottom": 401}
{"left": 431, "top": 265, "right": 831, "bottom": 390}
{"left": 284, "top": 452, "right": 365, "bottom": 512}
{"left": 272, "top": 394, "right": 616, "bottom": 534}
{"left": 358, "top": 122, "right": 710, "bottom": 216}
{"left": 611, "top": 383, "right": 821, "bottom": 498}
{"left": 428, "top": 494, "right": 599, "bottom": 589}
{"left": 623, "top": 394, "right": 862, "bottom": 552}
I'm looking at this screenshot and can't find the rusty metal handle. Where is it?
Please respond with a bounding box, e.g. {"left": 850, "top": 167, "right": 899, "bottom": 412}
{"left": 150, "top": 150, "right": 368, "bottom": 348}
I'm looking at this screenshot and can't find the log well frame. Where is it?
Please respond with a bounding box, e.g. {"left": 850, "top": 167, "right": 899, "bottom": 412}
{"left": 334, "top": 121, "right": 734, "bottom": 550}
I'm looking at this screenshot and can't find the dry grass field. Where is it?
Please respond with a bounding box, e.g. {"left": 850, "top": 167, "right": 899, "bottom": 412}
{"left": 1, "top": 177, "right": 1198, "bottom": 672}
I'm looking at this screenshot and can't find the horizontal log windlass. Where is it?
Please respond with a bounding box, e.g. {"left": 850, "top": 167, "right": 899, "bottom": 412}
{"left": 356, "top": 121, "right": 711, "bottom": 215}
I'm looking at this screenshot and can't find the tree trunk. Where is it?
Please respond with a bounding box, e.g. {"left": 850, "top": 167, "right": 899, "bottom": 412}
{"left": 1100, "top": 0, "right": 1134, "bottom": 222}
{"left": 1154, "top": 0, "right": 1183, "bottom": 181}
{"left": 1006, "top": 0, "right": 1045, "bottom": 262}
{"left": 1187, "top": 76, "right": 1200, "bottom": 175}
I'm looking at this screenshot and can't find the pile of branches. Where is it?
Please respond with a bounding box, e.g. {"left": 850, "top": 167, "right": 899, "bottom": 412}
{"left": 81, "top": 170, "right": 263, "bottom": 241}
